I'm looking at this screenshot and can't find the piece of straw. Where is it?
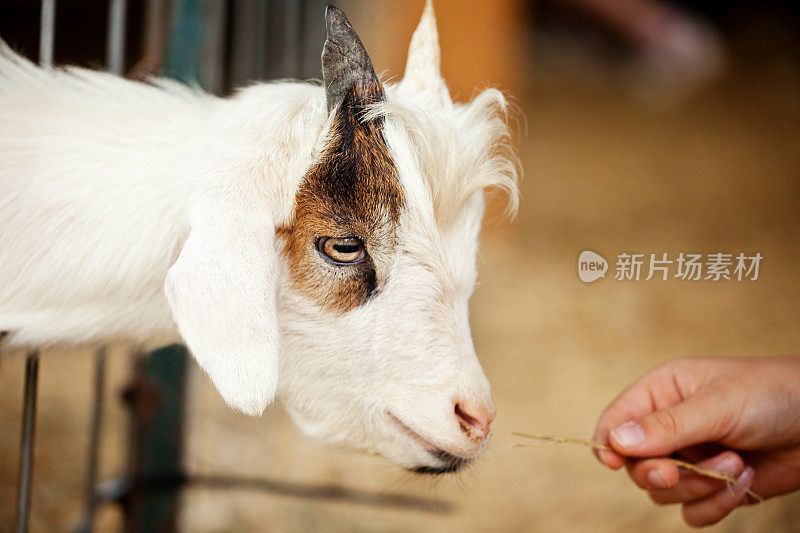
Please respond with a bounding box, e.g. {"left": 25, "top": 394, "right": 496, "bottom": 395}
{"left": 511, "top": 431, "right": 763, "bottom": 503}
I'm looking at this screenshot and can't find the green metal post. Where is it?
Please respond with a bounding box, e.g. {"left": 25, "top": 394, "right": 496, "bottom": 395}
{"left": 124, "top": 345, "right": 189, "bottom": 533}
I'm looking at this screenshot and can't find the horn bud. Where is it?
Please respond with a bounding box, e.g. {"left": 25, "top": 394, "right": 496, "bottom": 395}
{"left": 322, "top": 5, "right": 381, "bottom": 113}
{"left": 401, "top": 0, "right": 450, "bottom": 107}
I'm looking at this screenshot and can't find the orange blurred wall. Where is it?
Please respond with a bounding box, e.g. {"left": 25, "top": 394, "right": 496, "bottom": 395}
{"left": 352, "top": 0, "right": 527, "bottom": 101}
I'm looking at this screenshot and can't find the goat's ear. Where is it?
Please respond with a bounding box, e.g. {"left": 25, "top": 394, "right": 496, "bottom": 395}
{"left": 165, "top": 216, "right": 279, "bottom": 416}
{"left": 322, "top": 5, "right": 382, "bottom": 112}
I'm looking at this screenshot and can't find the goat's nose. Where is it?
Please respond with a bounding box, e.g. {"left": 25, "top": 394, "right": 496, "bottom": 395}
{"left": 454, "top": 400, "right": 495, "bottom": 441}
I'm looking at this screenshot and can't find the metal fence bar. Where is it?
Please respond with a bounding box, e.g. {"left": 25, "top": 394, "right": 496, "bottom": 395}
{"left": 79, "top": 348, "right": 107, "bottom": 533}
{"left": 199, "top": 0, "right": 227, "bottom": 94}
{"left": 283, "top": 0, "right": 301, "bottom": 77}
{"left": 14, "top": 5, "right": 57, "bottom": 530}
{"left": 77, "top": 5, "right": 128, "bottom": 527}
{"left": 14, "top": 352, "right": 40, "bottom": 533}
{"left": 39, "top": 0, "right": 56, "bottom": 69}
{"left": 107, "top": 0, "right": 128, "bottom": 75}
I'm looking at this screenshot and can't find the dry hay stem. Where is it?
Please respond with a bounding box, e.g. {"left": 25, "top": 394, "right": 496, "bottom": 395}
{"left": 511, "top": 431, "right": 764, "bottom": 503}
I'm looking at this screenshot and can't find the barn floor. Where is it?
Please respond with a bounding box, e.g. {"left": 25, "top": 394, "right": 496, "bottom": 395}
{"left": 2, "top": 19, "right": 800, "bottom": 533}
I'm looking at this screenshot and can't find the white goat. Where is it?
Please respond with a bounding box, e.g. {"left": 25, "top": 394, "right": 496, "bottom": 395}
{"left": 0, "top": 2, "right": 518, "bottom": 473}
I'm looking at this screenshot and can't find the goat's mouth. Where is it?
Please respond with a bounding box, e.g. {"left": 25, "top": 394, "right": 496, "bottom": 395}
{"left": 387, "top": 412, "right": 471, "bottom": 474}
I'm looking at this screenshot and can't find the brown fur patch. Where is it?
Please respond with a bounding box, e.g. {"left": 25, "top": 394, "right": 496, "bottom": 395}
{"left": 278, "top": 84, "right": 404, "bottom": 312}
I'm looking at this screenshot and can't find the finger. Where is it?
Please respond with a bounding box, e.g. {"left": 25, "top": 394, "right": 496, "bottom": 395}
{"left": 681, "top": 467, "right": 754, "bottom": 527}
{"left": 626, "top": 458, "right": 682, "bottom": 490}
{"left": 671, "top": 443, "right": 727, "bottom": 464}
{"left": 608, "top": 391, "right": 729, "bottom": 458}
{"left": 596, "top": 448, "right": 627, "bottom": 470}
{"left": 648, "top": 452, "right": 745, "bottom": 505}
{"left": 594, "top": 362, "right": 690, "bottom": 467}
{"left": 744, "top": 447, "right": 800, "bottom": 501}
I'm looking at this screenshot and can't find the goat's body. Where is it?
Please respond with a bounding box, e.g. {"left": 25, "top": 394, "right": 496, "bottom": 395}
{"left": 0, "top": 43, "right": 324, "bottom": 348}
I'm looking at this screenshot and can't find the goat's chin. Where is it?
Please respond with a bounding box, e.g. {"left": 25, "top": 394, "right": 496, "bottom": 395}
{"left": 409, "top": 451, "right": 472, "bottom": 474}
{"left": 383, "top": 442, "right": 477, "bottom": 475}
{"left": 283, "top": 407, "right": 476, "bottom": 475}
{"left": 366, "top": 435, "right": 475, "bottom": 475}
{"left": 384, "top": 412, "right": 477, "bottom": 474}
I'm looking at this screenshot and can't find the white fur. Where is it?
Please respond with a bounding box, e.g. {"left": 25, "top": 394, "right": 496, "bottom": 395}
{"left": 0, "top": 2, "right": 519, "bottom": 470}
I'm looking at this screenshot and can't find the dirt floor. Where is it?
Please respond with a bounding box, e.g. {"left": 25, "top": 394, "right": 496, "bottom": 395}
{"left": 2, "top": 20, "right": 800, "bottom": 533}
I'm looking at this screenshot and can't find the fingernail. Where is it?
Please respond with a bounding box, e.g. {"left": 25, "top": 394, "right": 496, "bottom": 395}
{"left": 647, "top": 469, "right": 671, "bottom": 489}
{"left": 610, "top": 421, "right": 645, "bottom": 448}
{"left": 732, "top": 467, "right": 755, "bottom": 496}
{"left": 711, "top": 456, "right": 740, "bottom": 476}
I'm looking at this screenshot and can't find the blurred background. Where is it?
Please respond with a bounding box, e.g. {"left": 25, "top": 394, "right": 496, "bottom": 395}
{"left": 1, "top": 0, "right": 799, "bottom": 531}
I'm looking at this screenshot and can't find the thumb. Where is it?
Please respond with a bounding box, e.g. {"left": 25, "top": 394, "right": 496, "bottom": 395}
{"left": 608, "top": 394, "right": 724, "bottom": 457}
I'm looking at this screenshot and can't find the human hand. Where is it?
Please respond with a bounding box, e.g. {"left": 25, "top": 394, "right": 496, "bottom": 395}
{"left": 594, "top": 356, "right": 800, "bottom": 527}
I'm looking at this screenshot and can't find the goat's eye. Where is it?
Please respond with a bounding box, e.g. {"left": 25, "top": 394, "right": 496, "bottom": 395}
{"left": 317, "top": 237, "right": 365, "bottom": 264}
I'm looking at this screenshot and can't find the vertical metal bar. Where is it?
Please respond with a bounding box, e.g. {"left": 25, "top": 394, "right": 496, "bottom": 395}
{"left": 283, "top": 0, "right": 300, "bottom": 77}
{"left": 199, "top": 0, "right": 227, "bottom": 94}
{"left": 71, "top": 7, "right": 124, "bottom": 531}
{"left": 81, "top": 348, "right": 106, "bottom": 532}
{"left": 15, "top": 351, "right": 40, "bottom": 533}
{"left": 39, "top": 0, "right": 56, "bottom": 69}
{"left": 300, "top": 0, "right": 317, "bottom": 79}
{"left": 16, "top": 3, "right": 56, "bottom": 529}
{"left": 107, "top": 0, "right": 128, "bottom": 76}
{"left": 229, "top": 0, "right": 268, "bottom": 85}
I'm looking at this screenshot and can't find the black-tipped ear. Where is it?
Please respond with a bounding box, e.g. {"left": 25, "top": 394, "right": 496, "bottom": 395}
{"left": 322, "top": 5, "right": 382, "bottom": 113}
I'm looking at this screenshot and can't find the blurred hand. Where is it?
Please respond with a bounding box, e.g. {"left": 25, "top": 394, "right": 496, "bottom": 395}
{"left": 593, "top": 356, "right": 800, "bottom": 527}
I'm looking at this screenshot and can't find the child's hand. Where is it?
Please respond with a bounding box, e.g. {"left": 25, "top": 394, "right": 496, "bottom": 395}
{"left": 593, "top": 356, "right": 800, "bottom": 527}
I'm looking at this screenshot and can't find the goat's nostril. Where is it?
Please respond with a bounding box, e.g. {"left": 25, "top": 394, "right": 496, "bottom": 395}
{"left": 454, "top": 402, "right": 493, "bottom": 440}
